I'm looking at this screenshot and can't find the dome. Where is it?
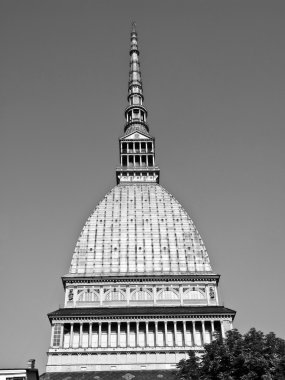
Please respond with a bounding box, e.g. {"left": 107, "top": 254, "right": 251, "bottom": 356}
{"left": 68, "top": 183, "right": 213, "bottom": 276}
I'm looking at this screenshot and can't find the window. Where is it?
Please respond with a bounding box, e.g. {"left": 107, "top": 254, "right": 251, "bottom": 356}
{"left": 105, "top": 289, "right": 126, "bottom": 301}
{"left": 148, "top": 156, "right": 153, "bottom": 166}
{"left": 184, "top": 289, "right": 205, "bottom": 300}
{"left": 53, "top": 324, "right": 62, "bottom": 347}
{"left": 157, "top": 288, "right": 179, "bottom": 300}
{"left": 122, "top": 156, "right": 127, "bottom": 167}
{"left": 122, "top": 142, "right": 127, "bottom": 153}
{"left": 135, "top": 155, "right": 140, "bottom": 166}
{"left": 131, "top": 288, "right": 152, "bottom": 301}
{"left": 77, "top": 289, "right": 99, "bottom": 303}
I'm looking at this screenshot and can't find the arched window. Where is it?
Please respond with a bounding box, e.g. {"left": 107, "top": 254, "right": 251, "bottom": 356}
{"left": 77, "top": 289, "right": 99, "bottom": 303}
{"left": 157, "top": 288, "right": 179, "bottom": 300}
{"left": 105, "top": 289, "right": 126, "bottom": 302}
{"left": 131, "top": 288, "right": 152, "bottom": 301}
{"left": 184, "top": 289, "right": 205, "bottom": 300}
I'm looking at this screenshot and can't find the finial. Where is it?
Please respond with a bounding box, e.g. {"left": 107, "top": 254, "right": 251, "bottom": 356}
{"left": 131, "top": 21, "right": 137, "bottom": 34}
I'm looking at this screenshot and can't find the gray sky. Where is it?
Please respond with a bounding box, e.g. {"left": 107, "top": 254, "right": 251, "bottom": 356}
{"left": 1, "top": 0, "right": 285, "bottom": 373}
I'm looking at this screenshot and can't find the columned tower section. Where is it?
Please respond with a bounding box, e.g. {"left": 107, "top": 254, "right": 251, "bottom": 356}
{"left": 116, "top": 23, "right": 160, "bottom": 184}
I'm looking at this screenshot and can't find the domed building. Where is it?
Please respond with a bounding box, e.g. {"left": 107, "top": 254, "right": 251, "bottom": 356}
{"left": 43, "top": 24, "right": 235, "bottom": 378}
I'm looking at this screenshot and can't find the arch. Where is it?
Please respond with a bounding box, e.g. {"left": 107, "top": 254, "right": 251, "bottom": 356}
{"left": 77, "top": 289, "right": 99, "bottom": 303}
{"left": 105, "top": 289, "right": 126, "bottom": 302}
{"left": 157, "top": 288, "right": 179, "bottom": 300}
{"left": 184, "top": 289, "right": 205, "bottom": 300}
{"left": 131, "top": 288, "right": 152, "bottom": 301}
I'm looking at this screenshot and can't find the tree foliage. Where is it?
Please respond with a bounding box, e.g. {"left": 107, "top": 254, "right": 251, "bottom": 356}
{"left": 176, "top": 328, "right": 285, "bottom": 380}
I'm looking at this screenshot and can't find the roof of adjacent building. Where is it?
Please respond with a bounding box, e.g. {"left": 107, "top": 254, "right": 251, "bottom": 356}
{"left": 40, "top": 370, "right": 177, "bottom": 380}
{"left": 67, "top": 183, "right": 213, "bottom": 278}
{"left": 48, "top": 306, "right": 236, "bottom": 319}
{"left": 0, "top": 368, "right": 39, "bottom": 380}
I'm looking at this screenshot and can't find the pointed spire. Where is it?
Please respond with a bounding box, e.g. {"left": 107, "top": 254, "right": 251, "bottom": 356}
{"left": 124, "top": 22, "right": 149, "bottom": 134}
{"left": 116, "top": 23, "right": 160, "bottom": 184}
{"left": 128, "top": 21, "right": 143, "bottom": 100}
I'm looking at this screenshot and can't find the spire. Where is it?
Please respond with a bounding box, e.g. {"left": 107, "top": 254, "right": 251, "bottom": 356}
{"left": 116, "top": 23, "right": 160, "bottom": 184}
{"left": 124, "top": 22, "right": 149, "bottom": 134}
{"left": 129, "top": 21, "right": 142, "bottom": 96}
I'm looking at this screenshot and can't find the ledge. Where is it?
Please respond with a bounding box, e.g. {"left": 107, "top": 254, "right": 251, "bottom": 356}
{"left": 48, "top": 305, "right": 236, "bottom": 319}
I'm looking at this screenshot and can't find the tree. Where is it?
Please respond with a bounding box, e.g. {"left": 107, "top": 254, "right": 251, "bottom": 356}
{"left": 176, "top": 351, "right": 201, "bottom": 380}
{"left": 176, "top": 328, "right": 285, "bottom": 380}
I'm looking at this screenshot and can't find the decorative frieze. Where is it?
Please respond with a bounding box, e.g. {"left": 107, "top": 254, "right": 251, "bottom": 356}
{"left": 65, "top": 283, "right": 217, "bottom": 307}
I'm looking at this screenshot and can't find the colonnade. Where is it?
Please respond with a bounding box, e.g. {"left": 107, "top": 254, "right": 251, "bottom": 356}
{"left": 121, "top": 142, "right": 153, "bottom": 154}
{"left": 121, "top": 154, "right": 154, "bottom": 168}
{"left": 52, "top": 320, "right": 223, "bottom": 349}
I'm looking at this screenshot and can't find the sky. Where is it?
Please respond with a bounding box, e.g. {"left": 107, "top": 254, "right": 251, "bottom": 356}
{"left": 1, "top": 0, "right": 285, "bottom": 374}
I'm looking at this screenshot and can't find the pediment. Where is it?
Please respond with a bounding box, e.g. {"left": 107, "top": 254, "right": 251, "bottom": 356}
{"left": 124, "top": 132, "right": 150, "bottom": 140}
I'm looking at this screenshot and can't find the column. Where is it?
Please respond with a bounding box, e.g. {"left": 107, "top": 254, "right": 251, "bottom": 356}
{"left": 136, "top": 322, "right": 140, "bottom": 347}
{"left": 74, "top": 288, "right": 78, "bottom": 306}
{"left": 60, "top": 324, "right": 64, "bottom": 348}
{"left": 108, "top": 322, "right": 111, "bottom": 347}
{"left": 127, "top": 322, "right": 130, "bottom": 347}
{"left": 70, "top": 323, "right": 74, "bottom": 348}
{"left": 146, "top": 322, "right": 149, "bottom": 347}
{"left": 164, "top": 321, "right": 168, "bottom": 346}
{"left": 215, "top": 287, "right": 219, "bottom": 304}
{"left": 79, "top": 323, "right": 83, "bottom": 348}
{"left": 192, "top": 321, "right": 196, "bottom": 346}
{"left": 126, "top": 287, "right": 130, "bottom": 305}
{"left": 88, "top": 323, "right": 93, "bottom": 348}
{"left": 98, "top": 322, "right": 102, "bottom": 348}
{"left": 64, "top": 290, "right": 68, "bottom": 306}
{"left": 202, "top": 321, "right": 206, "bottom": 345}
{"left": 179, "top": 286, "right": 183, "bottom": 305}
{"left": 155, "top": 321, "right": 158, "bottom": 347}
{"left": 174, "top": 321, "right": 177, "bottom": 347}
{"left": 99, "top": 287, "right": 103, "bottom": 306}
{"left": 221, "top": 321, "right": 226, "bottom": 339}
{"left": 211, "top": 320, "right": 215, "bottom": 341}
{"left": 50, "top": 325, "right": 55, "bottom": 347}
{"left": 183, "top": 321, "right": 187, "bottom": 346}
{"left": 117, "top": 322, "right": 121, "bottom": 348}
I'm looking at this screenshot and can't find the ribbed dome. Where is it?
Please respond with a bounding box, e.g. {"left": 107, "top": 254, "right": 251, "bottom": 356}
{"left": 68, "top": 183, "right": 213, "bottom": 276}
